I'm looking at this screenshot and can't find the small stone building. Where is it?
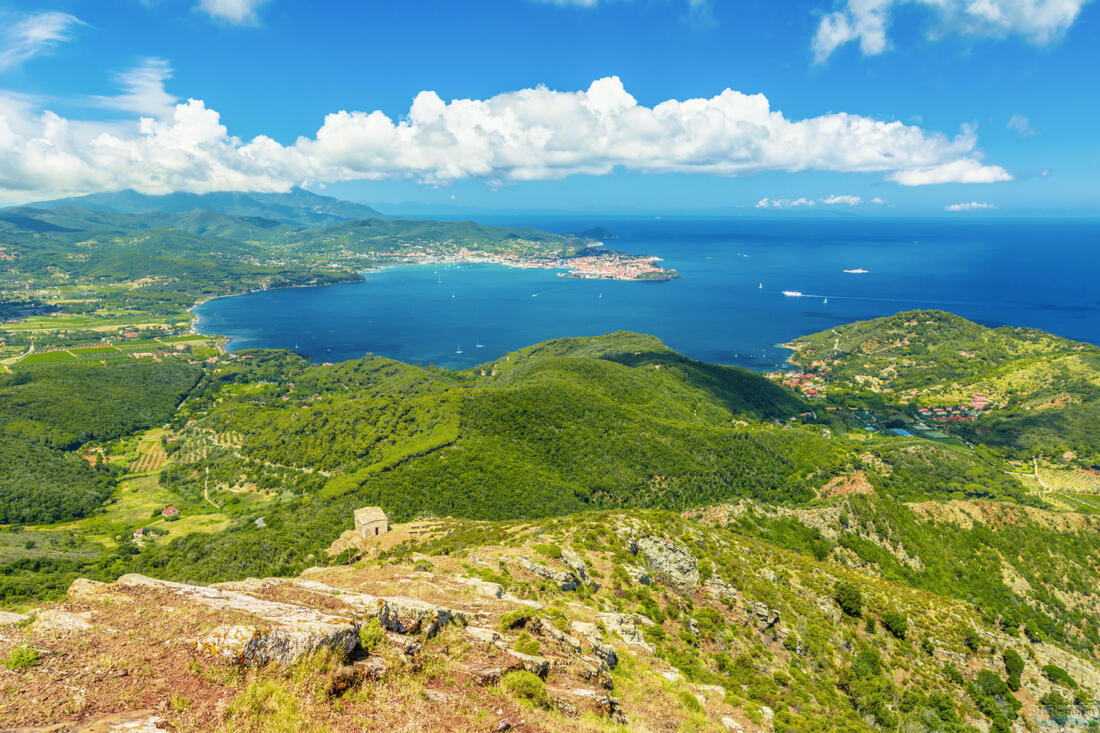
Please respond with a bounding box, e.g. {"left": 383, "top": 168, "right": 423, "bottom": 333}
{"left": 354, "top": 506, "right": 389, "bottom": 538}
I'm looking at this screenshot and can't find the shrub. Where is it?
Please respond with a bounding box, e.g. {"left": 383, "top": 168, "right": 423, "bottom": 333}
{"left": 943, "top": 663, "right": 965, "bottom": 685}
{"left": 971, "top": 669, "right": 1022, "bottom": 730}
{"left": 513, "top": 632, "right": 540, "bottom": 656}
{"left": 358, "top": 618, "right": 384, "bottom": 654}
{"left": 852, "top": 648, "right": 882, "bottom": 678}
{"left": 678, "top": 689, "right": 703, "bottom": 712}
{"left": 882, "top": 610, "right": 907, "bottom": 640}
{"left": 834, "top": 580, "right": 862, "bottom": 618}
{"left": 499, "top": 607, "right": 537, "bottom": 632}
{"left": 1040, "top": 691, "right": 1071, "bottom": 725}
{"left": 2, "top": 645, "right": 40, "bottom": 671}
{"left": 226, "top": 678, "right": 306, "bottom": 731}
{"left": 927, "top": 691, "right": 959, "bottom": 724}
{"left": 920, "top": 636, "right": 935, "bottom": 655}
{"left": 501, "top": 670, "right": 550, "bottom": 708}
{"left": 1042, "top": 664, "right": 1077, "bottom": 689}
{"left": 532, "top": 543, "right": 561, "bottom": 559}
{"left": 1002, "top": 648, "right": 1024, "bottom": 691}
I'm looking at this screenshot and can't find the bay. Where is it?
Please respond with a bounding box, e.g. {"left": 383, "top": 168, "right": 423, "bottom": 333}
{"left": 193, "top": 217, "right": 1100, "bottom": 370}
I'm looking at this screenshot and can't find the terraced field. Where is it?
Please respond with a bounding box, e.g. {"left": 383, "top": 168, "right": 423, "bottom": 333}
{"left": 130, "top": 445, "right": 167, "bottom": 473}
{"left": 1036, "top": 464, "right": 1100, "bottom": 493}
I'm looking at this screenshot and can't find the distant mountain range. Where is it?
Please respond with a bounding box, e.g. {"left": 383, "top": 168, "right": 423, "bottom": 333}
{"left": 24, "top": 187, "right": 388, "bottom": 227}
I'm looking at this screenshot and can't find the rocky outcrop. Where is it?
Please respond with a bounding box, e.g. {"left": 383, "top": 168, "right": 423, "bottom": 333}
{"left": 216, "top": 577, "right": 468, "bottom": 638}
{"left": 570, "top": 621, "right": 618, "bottom": 669}
{"left": 747, "top": 600, "right": 781, "bottom": 631}
{"left": 0, "top": 610, "right": 31, "bottom": 626}
{"left": 624, "top": 533, "right": 699, "bottom": 590}
{"left": 597, "top": 612, "right": 654, "bottom": 653}
{"left": 378, "top": 595, "right": 466, "bottom": 636}
{"left": 31, "top": 609, "right": 94, "bottom": 632}
{"left": 455, "top": 575, "right": 504, "bottom": 599}
{"left": 520, "top": 558, "right": 577, "bottom": 591}
{"left": 561, "top": 550, "right": 599, "bottom": 590}
{"left": 505, "top": 648, "right": 550, "bottom": 678}
{"left": 528, "top": 615, "right": 584, "bottom": 654}
{"left": 465, "top": 626, "right": 503, "bottom": 645}
{"left": 114, "top": 574, "right": 358, "bottom": 667}
{"left": 705, "top": 576, "right": 738, "bottom": 603}
{"left": 623, "top": 565, "right": 651, "bottom": 585}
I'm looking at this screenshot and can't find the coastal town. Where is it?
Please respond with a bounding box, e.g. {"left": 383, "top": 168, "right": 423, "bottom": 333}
{"left": 359, "top": 243, "right": 679, "bottom": 282}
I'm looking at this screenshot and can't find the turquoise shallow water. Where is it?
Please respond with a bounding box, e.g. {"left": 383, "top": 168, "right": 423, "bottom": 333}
{"left": 194, "top": 217, "right": 1100, "bottom": 370}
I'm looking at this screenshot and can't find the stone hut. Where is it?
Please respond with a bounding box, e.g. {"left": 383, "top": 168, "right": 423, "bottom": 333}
{"left": 354, "top": 506, "right": 389, "bottom": 538}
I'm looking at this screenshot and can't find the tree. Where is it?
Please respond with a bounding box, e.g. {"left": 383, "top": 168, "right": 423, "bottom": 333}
{"left": 1040, "top": 691, "right": 1071, "bottom": 725}
{"left": 882, "top": 609, "right": 907, "bottom": 640}
{"left": 834, "top": 580, "right": 863, "bottom": 618}
{"left": 1002, "top": 648, "right": 1024, "bottom": 691}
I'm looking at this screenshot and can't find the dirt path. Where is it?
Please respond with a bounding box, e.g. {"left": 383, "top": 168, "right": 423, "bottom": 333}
{"left": 1033, "top": 457, "right": 1049, "bottom": 491}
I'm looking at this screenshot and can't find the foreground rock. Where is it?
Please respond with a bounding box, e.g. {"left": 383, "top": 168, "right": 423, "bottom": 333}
{"left": 214, "top": 576, "right": 468, "bottom": 637}
{"left": 115, "top": 574, "right": 359, "bottom": 667}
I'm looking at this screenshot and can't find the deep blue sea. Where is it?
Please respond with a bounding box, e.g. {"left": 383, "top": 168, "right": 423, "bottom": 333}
{"left": 194, "top": 217, "right": 1100, "bottom": 370}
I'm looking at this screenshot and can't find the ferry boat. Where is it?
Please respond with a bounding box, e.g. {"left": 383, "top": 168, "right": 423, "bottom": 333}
{"left": 782, "top": 290, "right": 803, "bottom": 297}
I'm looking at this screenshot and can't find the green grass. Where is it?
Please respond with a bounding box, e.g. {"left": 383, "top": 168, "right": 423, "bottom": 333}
{"left": 19, "top": 351, "right": 76, "bottom": 364}
{"left": 0, "top": 529, "right": 100, "bottom": 563}
{"left": 2, "top": 645, "right": 41, "bottom": 671}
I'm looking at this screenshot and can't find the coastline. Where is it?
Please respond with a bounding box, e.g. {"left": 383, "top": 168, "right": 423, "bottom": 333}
{"left": 188, "top": 251, "right": 678, "bottom": 338}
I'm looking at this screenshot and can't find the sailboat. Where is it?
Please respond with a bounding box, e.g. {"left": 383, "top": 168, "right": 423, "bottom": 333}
{"left": 455, "top": 344, "right": 463, "bottom": 354}
{"left": 476, "top": 342, "right": 485, "bottom": 349}
{"left": 758, "top": 282, "right": 763, "bottom": 289}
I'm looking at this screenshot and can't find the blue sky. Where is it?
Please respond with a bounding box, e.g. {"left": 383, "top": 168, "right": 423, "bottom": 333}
{"left": 0, "top": 0, "right": 1096, "bottom": 214}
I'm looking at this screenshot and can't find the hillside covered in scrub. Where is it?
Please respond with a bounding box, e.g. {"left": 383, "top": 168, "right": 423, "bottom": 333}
{"left": 3, "top": 508, "right": 1098, "bottom": 731}
{"left": 2, "top": 316, "right": 1100, "bottom": 730}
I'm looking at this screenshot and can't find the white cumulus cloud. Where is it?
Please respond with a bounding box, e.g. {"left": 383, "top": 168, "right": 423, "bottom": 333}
{"left": 822, "top": 194, "right": 863, "bottom": 205}
{"left": 813, "top": 0, "right": 1092, "bottom": 62}
{"left": 888, "top": 157, "right": 1011, "bottom": 186}
{"left": 756, "top": 197, "right": 818, "bottom": 208}
{"left": 197, "top": 0, "right": 270, "bottom": 24}
{"left": 757, "top": 194, "right": 874, "bottom": 207}
{"left": 945, "top": 201, "right": 996, "bottom": 211}
{"left": 0, "top": 10, "right": 83, "bottom": 72}
{"left": 0, "top": 76, "right": 1012, "bottom": 203}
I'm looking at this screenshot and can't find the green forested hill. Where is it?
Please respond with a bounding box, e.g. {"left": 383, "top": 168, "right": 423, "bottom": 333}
{"left": 118, "top": 331, "right": 1048, "bottom": 588}
{"left": 789, "top": 309, "right": 1098, "bottom": 395}
{"left": 184, "top": 333, "right": 819, "bottom": 518}
{"left": 0, "top": 360, "right": 202, "bottom": 524}
{"left": 790, "top": 310, "right": 1100, "bottom": 464}
{"left": 288, "top": 216, "right": 576, "bottom": 257}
